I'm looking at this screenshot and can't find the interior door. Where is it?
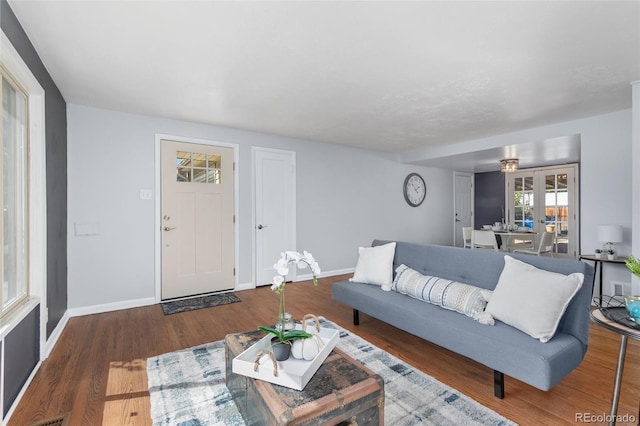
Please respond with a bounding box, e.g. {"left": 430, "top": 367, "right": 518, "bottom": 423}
{"left": 454, "top": 173, "right": 473, "bottom": 247}
{"left": 254, "top": 148, "right": 296, "bottom": 286}
{"left": 506, "top": 165, "right": 579, "bottom": 257}
{"left": 161, "top": 140, "right": 235, "bottom": 299}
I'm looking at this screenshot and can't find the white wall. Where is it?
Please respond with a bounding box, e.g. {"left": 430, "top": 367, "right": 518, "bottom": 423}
{"left": 402, "top": 109, "right": 634, "bottom": 294}
{"left": 67, "top": 104, "right": 453, "bottom": 310}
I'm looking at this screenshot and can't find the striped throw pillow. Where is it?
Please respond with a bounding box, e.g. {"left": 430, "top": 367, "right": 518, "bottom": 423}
{"left": 391, "top": 264, "right": 494, "bottom": 325}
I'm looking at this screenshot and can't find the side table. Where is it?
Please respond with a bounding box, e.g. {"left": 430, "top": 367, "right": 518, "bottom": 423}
{"left": 579, "top": 255, "right": 628, "bottom": 298}
{"left": 590, "top": 309, "right": 640, "bottom": 426}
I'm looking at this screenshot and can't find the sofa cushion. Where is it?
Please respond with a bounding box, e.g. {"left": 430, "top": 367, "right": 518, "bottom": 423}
{"left": 350, "top": 242, "right": 396, "bottom": 289}
{"left": 485, "top": 255, "right": 584, "bottom": 343}
{"left": 391, "top": 264, "right": 494, "bottom": 324}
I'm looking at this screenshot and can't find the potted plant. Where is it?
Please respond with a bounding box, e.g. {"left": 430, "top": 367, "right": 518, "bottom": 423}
{"left": 595, "top": 249, "right": 602, "bottom": 259}
{"left": 607, "top": 248, "right": 616, "bottom": 260}
{"left": 258, "top": 251, "right": 321, "bottom": 360}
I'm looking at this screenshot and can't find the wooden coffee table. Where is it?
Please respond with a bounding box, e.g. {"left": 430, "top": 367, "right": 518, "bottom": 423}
{"left": 225, "top": 330, "right": 384, "bottom": 425}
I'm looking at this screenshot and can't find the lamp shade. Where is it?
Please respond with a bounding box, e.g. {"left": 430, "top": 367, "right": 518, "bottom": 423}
{"left": 598, "top": 225, "right": 623, "bottom": 243}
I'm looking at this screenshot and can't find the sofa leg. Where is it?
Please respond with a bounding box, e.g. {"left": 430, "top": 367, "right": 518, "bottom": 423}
{"left": 494, "top": 370, "right": 505, "bottom": 399}
{"left": 353, "top": 309, "right": 360, "bottom": 326}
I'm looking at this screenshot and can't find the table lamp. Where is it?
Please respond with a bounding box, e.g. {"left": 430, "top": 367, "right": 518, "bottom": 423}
{"left": 598, "top": 224, "right": 623, "bottom": 258}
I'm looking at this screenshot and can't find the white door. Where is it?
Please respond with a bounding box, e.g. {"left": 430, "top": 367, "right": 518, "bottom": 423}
{"left": 254, "top": 148, "right": 296, "bottom": 286}
{"left": 161, "top": 140, "right": 235, "bottom": 299}
{"left": 454, "top": 173, "right": 473, "bottom": 247}
{"left": 506, "top": 164, "right": 579, "bottom": 257}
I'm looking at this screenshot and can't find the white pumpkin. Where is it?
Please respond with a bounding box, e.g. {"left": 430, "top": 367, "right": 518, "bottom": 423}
{"left": 291, "top": 335, "right": 325, "bottom": 360}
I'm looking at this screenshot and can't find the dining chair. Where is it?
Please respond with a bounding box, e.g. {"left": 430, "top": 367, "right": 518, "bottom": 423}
{"left": 505, "top": 233, "right": 535, "bottom": 252}
{"left": 471, "top": 230, "right": 499, "bottom": 251}
{"left": 462, "top": 227, "right": 472, "bottom": 248}
{"left": 512, "top": 232, "right": 555, "bottom": 256}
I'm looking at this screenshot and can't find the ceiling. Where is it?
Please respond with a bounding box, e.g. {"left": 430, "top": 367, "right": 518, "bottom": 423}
{"left": 7, "top": 1, "right": 640, "bottom": 170}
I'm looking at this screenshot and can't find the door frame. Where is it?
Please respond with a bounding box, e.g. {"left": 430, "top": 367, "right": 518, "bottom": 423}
{"left": 154, "top": 134, "right": 239, "bottom": 303}
{"left": 504, "top": 163, "right": 580, "bottom": 257}
{"left": 251, "top": 147, "right": 297, "bottom": 288}
{"left": 453, "top": 172, "right": 474, "bottom": 247}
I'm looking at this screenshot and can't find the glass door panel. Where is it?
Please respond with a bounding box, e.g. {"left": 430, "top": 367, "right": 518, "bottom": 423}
{"left": 511, "top": 175, "right": 535, "bottom": 230}
{"left": 506, "top": 165, "right": 578, "bottom": 258}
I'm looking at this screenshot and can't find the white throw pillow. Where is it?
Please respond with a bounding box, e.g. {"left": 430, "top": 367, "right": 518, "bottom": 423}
{"left": 350, "top": 242, "right": 397, "bottom": 289}
{"left": 485, "top": 255, "right": 584, "bottom": 342}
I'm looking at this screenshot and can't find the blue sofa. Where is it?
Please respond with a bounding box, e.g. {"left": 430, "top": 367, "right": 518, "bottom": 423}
{"left": 332, "top": 240, "right": 594, "bottom": 398}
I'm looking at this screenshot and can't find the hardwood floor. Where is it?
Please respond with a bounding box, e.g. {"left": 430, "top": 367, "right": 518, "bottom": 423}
{"left": 9, "top": 275, "right": 640, "bottom": 426}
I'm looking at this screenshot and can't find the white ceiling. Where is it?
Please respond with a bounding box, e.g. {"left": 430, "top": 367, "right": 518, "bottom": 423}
{"left": 7, "top": 1, "right": 640, "bottom": 169}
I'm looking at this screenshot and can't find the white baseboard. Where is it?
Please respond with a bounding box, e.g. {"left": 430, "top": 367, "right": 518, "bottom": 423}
{"left": 295, "top": 267, "right": 354, "bottom": 282}
{"left": 44, "top": 310, "right": 70, "bottom": 358}
{"left": 235, "top": 281, "right": 255, "bottom": 291}
{"left": 67, "top": 296, "right": 157, "bottom": 318}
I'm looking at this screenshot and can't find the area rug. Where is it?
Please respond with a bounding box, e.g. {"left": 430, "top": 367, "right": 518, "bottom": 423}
{"left": 147, "top": 318, "right": 517, "bottom": 425}
{"left": 161, "top": 293, "right": 241, "bottom": 315}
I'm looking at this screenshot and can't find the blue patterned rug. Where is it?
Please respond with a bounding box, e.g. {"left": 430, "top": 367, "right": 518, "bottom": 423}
{"left": 161, "top": 293, "right": 240, "bottom": 315}
{"left": 147, "top": 318, "right": 517, "bottom": 425}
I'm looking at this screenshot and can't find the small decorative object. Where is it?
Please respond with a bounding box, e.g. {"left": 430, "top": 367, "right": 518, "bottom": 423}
{"left": 607, "top": 248, "right": 616, "bottom": 260}
{"left": 595, "top": 249, "right": 602, "bottom": 259}
{"left": 291, "top": 315, "right": 326, "bottom": 360}
{"left": 257, "top": 251, "right": 322, "bottom": 361}
{"left": 624, "top": 296, "right": 640, "bottom": 324}
{"left": 275, "top": 312, "right": 296, "bottom": 332}
{"left": 270, "top": 338, "right": 292, "bottom": 361}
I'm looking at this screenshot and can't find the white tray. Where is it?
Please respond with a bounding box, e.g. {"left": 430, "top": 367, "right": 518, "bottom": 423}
{"left": 231, "top": 325, "right": 339, "bottom": 390}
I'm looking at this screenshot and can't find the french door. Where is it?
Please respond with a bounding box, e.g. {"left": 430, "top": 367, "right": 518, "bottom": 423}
{"left": 506, "top": 164, "right": 579, "bottom": 257}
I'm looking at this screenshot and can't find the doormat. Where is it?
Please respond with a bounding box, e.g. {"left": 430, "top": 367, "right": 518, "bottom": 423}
{"left": 161, "top": 293, "right": 241, "bottom": 315}
{"left": 147, "top": 318, "right": 517, "bottom": 426}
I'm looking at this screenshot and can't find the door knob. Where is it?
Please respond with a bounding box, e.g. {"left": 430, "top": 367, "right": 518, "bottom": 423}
{"left": 257, "top": 224, "right": 268, "bottom": 230}
{"left": 163, "top": 226, "right": 176, "bottom": 231}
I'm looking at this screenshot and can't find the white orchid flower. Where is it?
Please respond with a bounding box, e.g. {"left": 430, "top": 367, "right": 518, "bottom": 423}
{"left": 285, "top": 251, "right": 302, "bottom": 262}
{"left": 297, "top": 260, "right": 308, "bottom": 269}
{"left": 272, "top": 275, "right": 285, "bottom": 289}
{"left": 303, "top": 251, "right": 315, "bottom": 263}
{"left": 275, "top": 258, "right": 289, "bottom": 276}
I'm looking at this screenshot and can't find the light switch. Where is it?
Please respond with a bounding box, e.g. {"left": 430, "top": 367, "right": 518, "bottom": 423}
{"left": 140, "top": 189, "right": 153, "bottom": 200}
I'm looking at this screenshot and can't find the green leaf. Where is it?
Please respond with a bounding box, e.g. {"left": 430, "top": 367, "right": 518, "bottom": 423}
{"left": 626, "top": 255, "right": 640, "bottom": 278}
{"left": 281, "top": 330, "right": 313, "bottom": 340}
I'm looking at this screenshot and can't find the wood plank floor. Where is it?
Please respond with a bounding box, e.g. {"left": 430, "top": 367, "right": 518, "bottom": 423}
{"left": 9, "top": 274, "right": 640, "bottom": 426}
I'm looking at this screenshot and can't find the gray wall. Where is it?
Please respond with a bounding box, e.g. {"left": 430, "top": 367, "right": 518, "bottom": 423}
{"left": 474, "top": 171, "right": 505, "bottom": 229}
{"left": 3, "top": 306, "right": 39, "bottom": 416}
{"left": 1, "top": 0, "right": 68, "bottom": 337}
{"left": 67, "top": 104, "right": 454, "bottom": 309}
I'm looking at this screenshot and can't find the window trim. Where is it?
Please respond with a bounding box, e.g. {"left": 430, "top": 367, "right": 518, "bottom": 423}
{"left": 1, "top": 65, "right": 31, "bottom": 317}
{"left": 0, "top": 30, "right": 47, "bottom": 359}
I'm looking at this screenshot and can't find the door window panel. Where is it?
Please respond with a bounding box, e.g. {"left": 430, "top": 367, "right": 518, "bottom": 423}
{"left": 176, "top": 150, "right": 221, "bottom": 184}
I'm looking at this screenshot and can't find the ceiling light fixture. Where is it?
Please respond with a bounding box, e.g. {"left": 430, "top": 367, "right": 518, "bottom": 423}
{"left": 500, "top": 158, "right": 519, "bottom": 173}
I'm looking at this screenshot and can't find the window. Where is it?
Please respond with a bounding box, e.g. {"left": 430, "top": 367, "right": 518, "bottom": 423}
{"left": 176, "top": 150, "right": 221, "bottom": 184}
{"left": 1, "top": 68, "right": 29, "bottom": 315}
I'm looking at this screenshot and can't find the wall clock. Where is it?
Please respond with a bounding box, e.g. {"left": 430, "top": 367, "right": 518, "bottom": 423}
{"left": 403, "top": 173, "right": 426, "bottom": 207}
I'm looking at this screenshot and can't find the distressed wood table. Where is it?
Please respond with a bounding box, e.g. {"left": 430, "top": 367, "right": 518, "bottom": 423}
{"left": 225, "top": 330, "right": 384, "bottom": 425}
